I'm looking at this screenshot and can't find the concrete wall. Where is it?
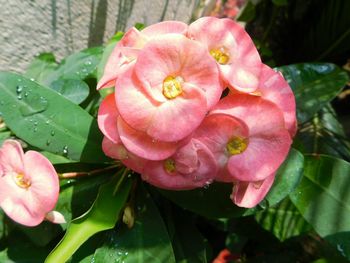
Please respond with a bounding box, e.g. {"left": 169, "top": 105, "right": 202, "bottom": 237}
{"left": 0, "top": 0, "right": 198, "bottom": 73}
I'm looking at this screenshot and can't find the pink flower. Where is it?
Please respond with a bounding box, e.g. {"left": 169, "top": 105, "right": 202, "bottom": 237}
{"left": 97, "top": 21, "right": 188, "bottom": 90}
{"left": 0, "top": 140, "right": 61, "bottom": 226}
{"left": 196, "top": 94, "right": 292, "bottom": 182}
{"left": 188, "top": 16, "right": 262, "bottom": 93}
{"left": 115, "top": 34, "right": 222, "bottom": 143}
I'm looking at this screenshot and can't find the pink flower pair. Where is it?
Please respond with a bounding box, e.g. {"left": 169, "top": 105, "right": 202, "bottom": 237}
{"left": 0, "top": 140, "right": 64, "bottom": 226}
{"left": 97, "top": 17, "right": 296, "bottom": 208}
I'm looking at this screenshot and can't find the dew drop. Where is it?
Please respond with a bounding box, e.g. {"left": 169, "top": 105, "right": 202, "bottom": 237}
{"left": 62, "top": 145, "right": 69, "bottom": 156}
{"left": 17, "top": 94, "right": 22, "bottom": 100}
{"left": 46, "top": 139, "right": 51, "bottom": 146}
{"left": 16, "top": 85, "right": 23, "bottom": 94}
{"left": 84, "top": 60, "right": 92, "bottom": 66}
{"left": 33, "top": 127, "right": 38, "bottom": 132}
{"left": 50, "top": 130, "right": 55, "bottom": 136}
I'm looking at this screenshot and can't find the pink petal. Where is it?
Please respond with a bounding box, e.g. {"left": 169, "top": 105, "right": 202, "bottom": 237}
{"left": 257, "top": 64, "right": 297, "bottom": 137}
{"left": 0, "top": 140, "right": 24, "bottom": 173}
{"left": 102, "top": 137, "right": 146, "bottom": 174}
{"left": 117, "top": 116, "right": 178, "bottom": 160}
{"left": 134, "top": 34, "right": 223, "bottom": 109}
{"left": 45, "top": 210, "right": 66, "bottom": 224}
{"left": 146, "top": 84, "right": 207, "bottom": 142}
{"left": 141, "top": 21, "right": 188, "bottom": 37}
{"left": 231, "top": 173, "right": 275, "bottom": 208}
{"left": 142, "top": 139, "right": 217, "bottom": 190}
{"left": 188, "top": 17, "right": 262, "bottom": 92}
{"left": 97, "top": 27, "right": 145, "bottom": 90}
{"left": 97, "top": 93, "right": 120, "bottom": 143}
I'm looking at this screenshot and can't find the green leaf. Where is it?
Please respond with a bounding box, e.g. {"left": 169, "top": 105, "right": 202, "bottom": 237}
{"left": 158, "top": 183, "right": 257, "bottom": 219}
{"left": 97, "top": 32, "right": 124, "bottom": 81}
{"left": 264, "top": 149, "right": 304, "bottom": 207}
{"left": 290, "top": 155, "right": 350, "bottom": 260}
{"left": 166, "top": 208, "right": 210, "bottom": 263}
{"left": 45, "top": 174, "right": 132, "bottom": 263}
{"left": 277, "top": 63, "right": 349, "bottom": 123}
{"left": 24, "top": 53, "right": 58, "bottom": 84}
{"left": 255, "top": 198, "right": 311, "bottom": 241}
{"left": 0, "top": 72, "right": 107, "bottom": 163}
{"left": 272, "top": 0, "right": 288, "bottom": 6}
{"left": 44, "top": 47, "right": 103, "bottom": 86}
{"left": 50, "top": 79, "right": 90, "bottom": 104}
{"left": 294, "top": 105, "right": 350, "bottom": 160}
{"left": 91, "top": 183, "right": 176, "bottom": 263}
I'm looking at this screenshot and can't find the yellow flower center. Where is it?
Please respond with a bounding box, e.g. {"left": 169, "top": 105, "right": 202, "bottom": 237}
{"left": 163, "top": 158, "right": 176, "bottom": 174}
{"left": 13, "top": 173, "right": 31, "bottom": 189}
{"left": 210, "top": 47, "right": 230, "bottom": 65}
{"left": 226, "top": 137, "right": 248, "bottom": 155}
{"left": 162, "top": 76, "right": 183, "bottom": 99}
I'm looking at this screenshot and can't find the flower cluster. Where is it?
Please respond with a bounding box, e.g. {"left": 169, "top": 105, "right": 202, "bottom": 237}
{"left": 98, "top": 17, "right": 296, "bottom": 208}
{"left": 0, "top": 140, "right": 64, "bottom": 226}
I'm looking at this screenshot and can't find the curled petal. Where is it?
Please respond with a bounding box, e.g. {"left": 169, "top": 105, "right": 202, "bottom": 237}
{"left": 142, "top": 139, "right": 217, "bottom": 190}
{"left": 45, "top": 210, "right": 66, "bottom": 224}
{"left": 231, "top": 174, "right": 275, "bottom": 208}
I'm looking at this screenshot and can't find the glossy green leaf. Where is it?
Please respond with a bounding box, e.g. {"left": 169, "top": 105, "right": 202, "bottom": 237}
{"left": 0, "top": 72, "right": 107, "bottom": 163}
{"left": 264, "top": 149, "right": 304, "bottom": 207}
{"left": 255, "top": 198, "right": 311, "bottom": 241}
{"left": 290, "top": 155, "right": 350, "bottom": 260}
{"left": 277, "top": 63, "right": 349, "bottom": 123}
{"left": 25, "top": 53, "right": 58, "bottom": 84}
{"left": 45, "top": 174, "right": 132, "bottom": 263}
{"left": 97, "top": 32, "right": 124, "bottom": 81}
{"left": 50, "top": 79, "right": 90, "bottom": 104}
{"left": 294, "top": 105, "right": 350, "bottom": 160}
{"left": 44, "top": 47, "right": 103, "bottom": 86}
{"left": 158, "top": 183, "right": 257, "bottom": 219}
{"left": 91, "top": 184, "right": 176, "bottom": 263}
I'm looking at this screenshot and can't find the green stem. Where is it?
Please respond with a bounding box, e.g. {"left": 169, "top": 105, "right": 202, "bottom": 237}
{"left": 317, "top": 28, "right": 350, "bottom": 60}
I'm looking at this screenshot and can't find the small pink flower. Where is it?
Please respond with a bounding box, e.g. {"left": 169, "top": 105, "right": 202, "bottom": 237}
{"left": 188, "top": 16, "right": 262, "bottom": 93}
{"left": 0, "top": 140, "right": 60, "bottom": 226}
{"left": 97, "top": 21, "right": 188, "bottom": 90}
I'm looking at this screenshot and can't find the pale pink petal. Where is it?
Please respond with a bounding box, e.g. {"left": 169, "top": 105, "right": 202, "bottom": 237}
{"left": 231, "top": 173, "right": 275, "bottom": 208}
{"left": 0, "top": 140, "right": 24, "bottom": 173}
{"left": 141, "top": 21, "right": 188, "bottom": 37}
{"left": 188, "top": 17, "right": 262, "bottom": 92}
{"left": 117, "top": 116, "right": 178, "bottom": 160}
{"left": 45, "top": 210, "right": 66, "bottom": 224}
{"left": 142, "top": 139, "right": 217, "bottom": 190}
{"left": 257, "top": 64, "right": 297, "bottom": 137}
{"left": 135, "top": 34, "right": 223, "bottom": 109}
{"left": 97, "top": 93, "right": 120, "bottom": 143}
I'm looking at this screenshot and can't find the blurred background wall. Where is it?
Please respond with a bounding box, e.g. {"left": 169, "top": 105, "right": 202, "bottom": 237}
{"left": 0, "top": 0, "right": 199, "bottom": 72}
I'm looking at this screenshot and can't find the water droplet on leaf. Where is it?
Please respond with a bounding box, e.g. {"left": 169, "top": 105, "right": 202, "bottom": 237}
{"left": 19, "top": 93, "right": 48, "bottom": 116}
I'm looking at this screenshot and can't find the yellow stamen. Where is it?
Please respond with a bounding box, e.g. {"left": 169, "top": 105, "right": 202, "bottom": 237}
{"left": 226, "top": 137, "right": 248, "bottom": 155}
{"left": 164, "top": 158, "right": 176, "bottom": 174}
{"left": 210, "top": 47, "right": 230, "bottom": 65}
{"left": 162, "top": 76, "right": 183, "bottom": 99}
{"left": 13, "top": 173, "right": 31, "bottom": 189}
